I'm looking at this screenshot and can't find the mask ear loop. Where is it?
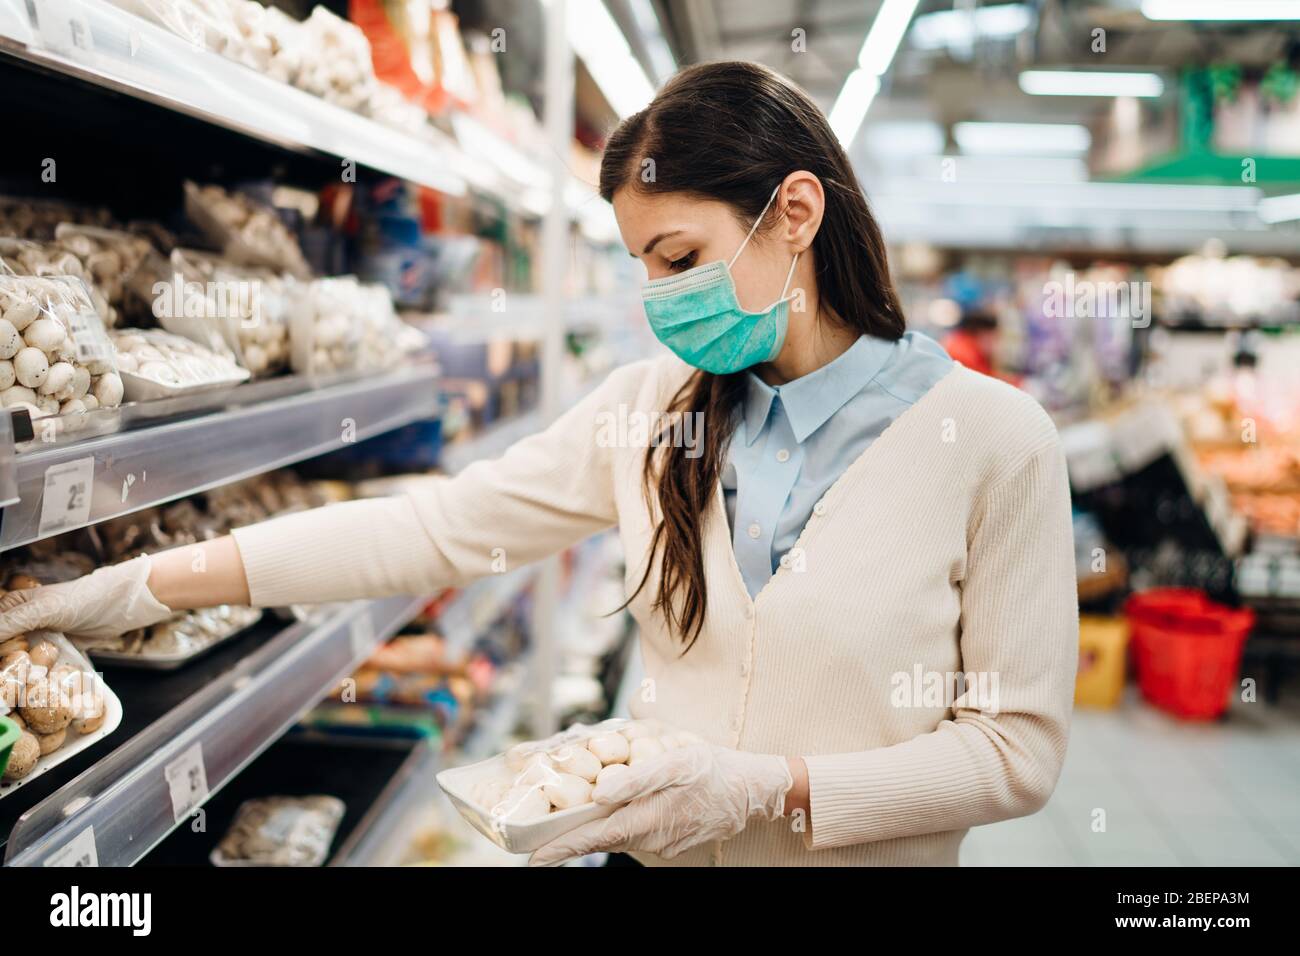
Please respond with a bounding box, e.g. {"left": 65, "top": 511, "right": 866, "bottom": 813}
{"left": 727, "top": 183, "right": 782, "bottom": 269}
{"left": 776, "top": 252, "right": 800, "bottom": 304}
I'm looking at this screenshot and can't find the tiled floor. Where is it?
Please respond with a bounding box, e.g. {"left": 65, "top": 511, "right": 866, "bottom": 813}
{"left": 960, "top": 691, "right": 1300, "bottom": 866}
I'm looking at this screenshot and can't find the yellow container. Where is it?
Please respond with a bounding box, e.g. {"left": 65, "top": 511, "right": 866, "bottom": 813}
{"left": 1075, "top": 616, "right": 1128, "bottom": 709}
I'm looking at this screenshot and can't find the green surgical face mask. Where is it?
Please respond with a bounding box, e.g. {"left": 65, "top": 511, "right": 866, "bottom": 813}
{"left": 640, "top": 184, "right": 800, "bottom": 374}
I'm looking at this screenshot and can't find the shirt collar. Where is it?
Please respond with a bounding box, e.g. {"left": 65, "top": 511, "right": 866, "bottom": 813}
{"left": 742, "top": 334, "right": 898, "bottom": 444}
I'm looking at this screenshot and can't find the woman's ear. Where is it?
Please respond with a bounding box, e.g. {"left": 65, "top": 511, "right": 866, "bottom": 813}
{"left": 777, "top": 171, "right": 824, "bottom": 253}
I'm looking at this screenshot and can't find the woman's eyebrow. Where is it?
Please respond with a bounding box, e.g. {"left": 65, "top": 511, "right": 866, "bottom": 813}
{"left": 642, "top": 230, "right": 683, "bottom": 255}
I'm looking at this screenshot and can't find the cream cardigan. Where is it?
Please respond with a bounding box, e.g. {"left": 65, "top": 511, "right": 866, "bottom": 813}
{"left": 232, "top": 355, "right": 1079, "bottom": 867}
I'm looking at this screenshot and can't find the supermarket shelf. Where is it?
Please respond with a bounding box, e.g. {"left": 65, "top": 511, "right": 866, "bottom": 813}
{"left": 464, "top": 656, "right": 532, "bottom": 760}
{"left": 0, "top": 365, "right": 440, "bottom": 551}
{"left": 3, "top": 594, "right": 427, "bottom": 867}
{"left": 439, "top": 409, "right": 544, "bottom": 474}
{"left": 330, "top": 739, "right": 441, "bottom": 866}
{"left": 437, "top": 565, "right": 541, "bottom": 656}
{"left": 0, "top": 0, "right": 465, "bottom": 195}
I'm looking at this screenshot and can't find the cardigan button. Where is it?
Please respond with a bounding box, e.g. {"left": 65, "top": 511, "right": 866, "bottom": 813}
{"left": 812, "top": 500, "right": 827, "bottom": 517}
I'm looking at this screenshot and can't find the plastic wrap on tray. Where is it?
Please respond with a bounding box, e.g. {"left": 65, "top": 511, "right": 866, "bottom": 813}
{"left": 436, "top": 718, "right": 704, "bottom": 853}
{"left": 111, "top": 327, "right": 249, "bottom": 399}
{"left": 211, "top": 795, "right": 345, "bottom": 866}
{"left": 0, "top": 631, "right": 120, "bottom": 791}
{"left": 155, "top": 248, "right": 286, "bottom": 373}
{"left": 76, "top": 605, "right": 263, "bottom": 664}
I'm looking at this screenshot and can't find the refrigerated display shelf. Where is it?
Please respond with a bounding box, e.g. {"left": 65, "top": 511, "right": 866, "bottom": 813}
{"left": 437, "top": 565, "right": 541, "bottom": 656}
{"left": 439, "top": 409, "right": 544, "bottom": 474}
{"left": 0, "top": 364, "right": 440, "bottom": 551}
{"left": 141, "top": 730, "right": 433, "bottom": 866}
{"left": 0, "top": 0, "right": 467, "bottom": 195}
{"left": 2, "top": 593, "right": 427, "bottom": 867}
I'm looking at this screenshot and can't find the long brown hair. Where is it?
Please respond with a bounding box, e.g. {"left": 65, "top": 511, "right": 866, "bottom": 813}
{"left": 600, "top": 61, "right": 906, "bottom": 651}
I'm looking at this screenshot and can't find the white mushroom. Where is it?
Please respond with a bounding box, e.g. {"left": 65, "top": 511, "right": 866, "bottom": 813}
{"left": 1, "top": 385, "right": 38, "bottom": 407}
{"left": 586, "top": 732, "right": 631, "bottom": 766}
{"left": 596, "top": 763, "right": 632, "bottom": 789}
{"left": 92, "top": 372, "right": 123, "bottom": 407}
{"left": 14, "top": 347, "right": 49, "bottom": 388}
{"left": 22, "top": 317, "right": 64, "bottom": 353}
{"left": 0, "top": 360, "right": 14, "bottom": 391}
{"left": 3, "top": 300, "right": 39, "bottom": 332}
{"left": 70, "top": 365, "right": 90, "bottom": 399}
{"left": 541, "top": 772, "right": 594, "bottom": 810}
{"left": 550, "top": 744, "right": 602, "bottom": 782}
{"left": 39, "top": 361, "right": 75, "bottom": 397}
{"left": 0, "top": 319, "right": 20, "bottom": 360}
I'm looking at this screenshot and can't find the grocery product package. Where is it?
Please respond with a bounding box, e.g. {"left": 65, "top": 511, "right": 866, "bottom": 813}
{"left": 211, "top": 795, "right": 346, "bottom": 866}
{"left": 436, "top": 717, "right": 703, "bottom": 853}
{"left": 184, "top": 181, "right": 312, "bottom": 278}
{"left": 157, "top": 248, "right": 293, "bottom": 378}
{"left": 0, "top": 270, "right": 122, "bottom": 431}
{"left": 0, "top": 631, "right": 122, "bottom": 794}
{"left": 75, "top": 605, "right": 263, "bottom": 668}
{"left": 111, "top": 328, "right": 250, "bottom": 400}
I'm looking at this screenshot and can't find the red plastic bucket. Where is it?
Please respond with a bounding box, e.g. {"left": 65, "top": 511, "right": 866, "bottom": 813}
{"left": 1124, "top": 588, "right": 1253, "bottom": 720}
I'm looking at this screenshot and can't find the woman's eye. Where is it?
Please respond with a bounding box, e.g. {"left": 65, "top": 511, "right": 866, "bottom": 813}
{"left": 668, "top": 252, "right": 697, "bottom": 272}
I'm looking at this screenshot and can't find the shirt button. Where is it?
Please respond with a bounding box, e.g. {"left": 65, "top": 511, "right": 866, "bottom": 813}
{"left": 745, "top": 605, "right": 755, "bottom": 619}
{"left": 747, "top": 523, "right": 761, "bottom": 539}
{"left": 779, "top": 553, "right": 791, "bottom": 569}
{"left": 775, "top": 448, "right": 790, "bottom": 463}
{"left": 740, "top": 660, "right": 749, "bottom": 676}
{"left": 813, "top": 500, "right": 827, "bottom": 517}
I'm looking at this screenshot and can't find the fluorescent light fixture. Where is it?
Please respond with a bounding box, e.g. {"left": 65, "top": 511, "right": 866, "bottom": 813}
{"left": 859, "top": 0, "right": 923, "bottom": 74}
{"left": 566, "top": 0, "right": 655, "bottom": 118}
{"left": 1258, "top": 193, "right": 1300, "bottom": 224}
{"left": 954, "top": 121, "right": 1092, "bottom": 155}
{"left": 829, "top": 0, "right": 921, "bottom": 148}
{"left": 1019, "top": 70, "right": 1164, "bottom": 98}
{"left": 1142, "top": 0, "right": 1300, "bottom": 20}
{"left": 862, "top": 120, "right": 946, "bottom": 155}
{"left": 829, "top": 70, "right": 882, "bottom": 145}
{"left": 626, "top": 0, "right": 676, "bottom": 83}
{"left": 911, "top": 3, "right": 1032, "bottom": 50}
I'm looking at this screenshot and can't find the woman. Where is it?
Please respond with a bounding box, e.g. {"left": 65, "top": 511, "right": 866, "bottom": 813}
{"left": 0, "top": 62, "right": 1077, "bottom": 867}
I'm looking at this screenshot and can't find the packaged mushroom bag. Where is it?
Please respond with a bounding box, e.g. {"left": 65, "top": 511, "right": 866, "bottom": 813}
{"left": 0, "top": 270, "right": 121, "bottom": 433}
{"left": 437, "top": 718, "right": 703, "bottom": 854}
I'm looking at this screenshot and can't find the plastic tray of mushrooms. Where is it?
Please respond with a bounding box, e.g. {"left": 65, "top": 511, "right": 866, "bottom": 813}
{"left": 0, "top": 630, "right": 122, "bottom": 798}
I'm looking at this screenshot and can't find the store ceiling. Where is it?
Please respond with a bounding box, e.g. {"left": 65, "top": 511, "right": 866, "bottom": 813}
{"left": 645, "top": 0, "right": 1300, "bottom": 254}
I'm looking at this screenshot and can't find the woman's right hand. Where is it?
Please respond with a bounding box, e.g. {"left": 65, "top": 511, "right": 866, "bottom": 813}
{"left": 0, "top": 555, "right": 175, "bottom": 640}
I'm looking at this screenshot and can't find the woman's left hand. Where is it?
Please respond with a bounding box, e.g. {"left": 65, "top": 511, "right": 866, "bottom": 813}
{"left": 528, "top": 744, "right": 793, "bottom": 866}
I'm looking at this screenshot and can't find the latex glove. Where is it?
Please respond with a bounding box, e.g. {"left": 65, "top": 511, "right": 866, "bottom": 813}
{"left": 528, "top": 743, "right": 793, "bottom": 866}
{"left": 0, "top": 555, "right": 174, "bottom": 640}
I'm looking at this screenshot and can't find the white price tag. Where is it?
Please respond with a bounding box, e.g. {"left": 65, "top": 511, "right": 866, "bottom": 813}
{"left": 164, "top": 743, "right": 209, "bottom": 824}
{"left": 349, "top": 613, "right": 375, "bottom": 660}
{"left": 37, "top": 456, "right": 94, "bottom": 537}
{"left": 43, "top": 825, "right": 98, "bottom": 867}
{"left": 30, "top": 0, "right": 94, "bottom": 54}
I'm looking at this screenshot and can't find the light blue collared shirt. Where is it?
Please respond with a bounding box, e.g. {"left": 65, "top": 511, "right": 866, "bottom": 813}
{"left": 722, "top": 330, "right": 954, "bottom": 597}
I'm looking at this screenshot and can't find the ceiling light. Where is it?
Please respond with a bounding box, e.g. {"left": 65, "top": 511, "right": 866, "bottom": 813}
{"left": 859, "top": 0, "right": 923, "bottom": 75}
{"left": 910, "top": 3, "right": 1032, "bottom": 50}
{"left": 953, "top": 122, "right": 1091, "bottom": 155}
{"left": 1141, "top": 0, "right": 1300, "bottom": 20}
{"left": 829, "top": 70, "right": 882, "bottom": 145}
{"left": 829, "top": 0, "right": 921, "bottom": 148}
{"left": 1019, "top": 70, "right": 1164, "bottom": 98}
{"left": 566, "top": 0, "right": 655, "bottom": 118}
